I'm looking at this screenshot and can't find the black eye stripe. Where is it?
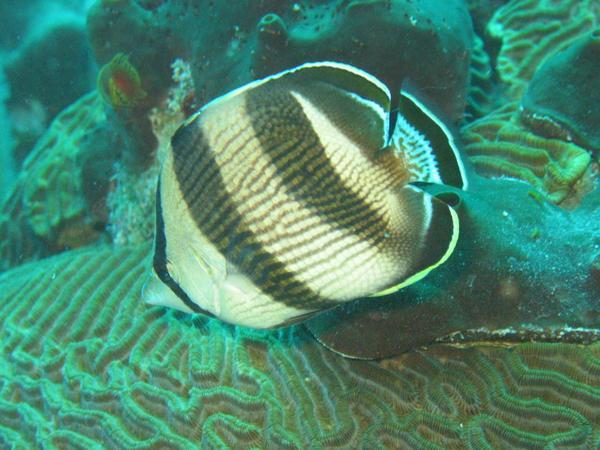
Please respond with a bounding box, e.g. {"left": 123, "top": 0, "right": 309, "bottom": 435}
{"left": 152, "top": 179, "right": 215, "bottom": 318}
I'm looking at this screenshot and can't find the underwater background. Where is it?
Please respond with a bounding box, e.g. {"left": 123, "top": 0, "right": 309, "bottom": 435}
{"left": 0, "top": 0, "right": 599, "bottom": 448}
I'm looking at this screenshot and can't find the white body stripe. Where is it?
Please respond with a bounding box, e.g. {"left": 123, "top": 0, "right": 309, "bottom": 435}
{"left": 290, "top": 91, "right": 411, "bottom": 285}
{"left": 154, "top": 150, "right": 312, "bottom": 328}
{"left": 344, "top": 91, "right": 390, "bottom": 140}
{"left": 201, "top": 93, "right": 390, "bottom": 301}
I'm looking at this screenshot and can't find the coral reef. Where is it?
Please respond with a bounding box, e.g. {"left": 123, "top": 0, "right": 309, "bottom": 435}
{"left": 97, "top": 53, "right": 158, "bottom": 169}
{"left": 0, "top": 0, "right": 95, "bottom": 51}
{"left": 87, "top": 0, "right": 177, "bottom": 106}
{"left": 98, "top": 53, "right": 148, "bottom": 110}
{"left": 0, "top": 2, "right": 598, "bottom": 447}
{"left": 0, "top": 93, "right": 115, "bottom": 271}
{"left": 466, "top": 0, "right": 507, "bottom": 38}
{"left": 0, "top": 55, "right": 193, "bottom": 271}
{"left": 465, "top": 33, "right": 498, "bottom": 121}
{"left": 521, "top": 30, "right": 600, "bottom": 154}
{"left": 5, "top": 20, "right": 95, "bottom": 123}
{"left": 21, "top": 94, "right": 106, "bottom": 243}
{"left": 106, "top": 161, "right": 160, "bottom": 246}
{"left": 87, "top": 0, "right": 474, "bottom": 123}
{"left": 0, "top": 244, "right": 598, "bottom": 448}
{"left": 461, "top": 103, "right": 593, "bottom": 205}
{"left": 106, "top": 62, "right": 190, "bottom": 246}
{"left": 252, "top": 0, "right": 474, "bottom": 122}
{"left": 0, "top": 69, "right": 14, "bottom": 200}
{"left": 84, "top": 0, "right": 474, "bottom": 182}
{"left": 488, "top": 0, "right": 600, "bottom": 99}
{"left": 0, "top": 188, "right": 44, "bottom": 274}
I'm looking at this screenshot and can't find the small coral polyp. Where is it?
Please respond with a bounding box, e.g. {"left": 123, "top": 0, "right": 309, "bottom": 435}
{"left": 98, "top": 53, "right": 147, "bottom": 110}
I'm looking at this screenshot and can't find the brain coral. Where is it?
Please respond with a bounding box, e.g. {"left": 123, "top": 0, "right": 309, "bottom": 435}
{"left": 0, "top": 244, "right": 598, "bottom": 448}
{"left": 87, "top": 0, "right": 473, "bottom": 123}
{"left": 465, "top": 33, "right": 497, "bottom": 121}
{"left": 0, "top": 93, "right": 114, "bottom": 272}
{"left": 488, "top": 0, "right": 600, "bottom": 99}
{"left": 461, "top": 103, "right": 593, "bottom": 205}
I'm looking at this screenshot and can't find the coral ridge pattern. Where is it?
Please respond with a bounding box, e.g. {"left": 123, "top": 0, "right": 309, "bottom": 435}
{"left": 0, "top": 245, "right": 598, "bottom": 448}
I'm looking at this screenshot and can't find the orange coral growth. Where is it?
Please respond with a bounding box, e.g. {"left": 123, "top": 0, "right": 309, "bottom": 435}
{"left": 97, "top": 53, "right": 147, "bottom": 109}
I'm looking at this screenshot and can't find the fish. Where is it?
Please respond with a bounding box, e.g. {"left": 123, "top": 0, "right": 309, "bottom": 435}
{"left": 142, "top": 61, "right": 467, "bottom": 329}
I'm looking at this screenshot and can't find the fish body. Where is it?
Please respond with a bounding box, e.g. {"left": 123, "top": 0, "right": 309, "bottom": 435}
{"left": 143, "top": 62, "right": 465, "bottom": 328}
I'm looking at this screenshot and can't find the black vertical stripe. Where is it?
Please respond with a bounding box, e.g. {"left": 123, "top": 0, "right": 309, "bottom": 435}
{"left": 246, "top": 84, "right": 389, "bottom": 245}
{"left": 169, "top": 120, "right": 334, "bottom": 311}
{"left": 152, "top": 179, "right": 215, "bottom": 317}
{"left": 410, "top": 196, "right": 456, "bottom": 275}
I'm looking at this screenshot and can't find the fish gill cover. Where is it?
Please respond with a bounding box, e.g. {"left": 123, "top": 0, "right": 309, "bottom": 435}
{"left": 0, "top": 0, "right": 598, "bottom": 448}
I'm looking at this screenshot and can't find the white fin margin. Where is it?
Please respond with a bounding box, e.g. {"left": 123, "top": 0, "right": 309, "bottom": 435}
{"left": 182, "top": 61, "right": 391, "bottom": 129}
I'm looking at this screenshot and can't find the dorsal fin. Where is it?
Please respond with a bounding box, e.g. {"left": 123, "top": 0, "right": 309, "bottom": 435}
{"left": 392, "top": 81, "right": 468, "bottom": 190}
{"left": 186, "top": 61, "right": 392, "bottom": 153}
{"left": 282, "top": 62, "right": 392, "bottom": 151}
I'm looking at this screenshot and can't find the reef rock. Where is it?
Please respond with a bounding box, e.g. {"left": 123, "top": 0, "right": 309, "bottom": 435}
{"left": 87, "top": 0, "right": 474, "bottom": 123}
{"left": 521, "top": 30, "right": 600, "bottom": 154}
{"left": 488, "top": 0, "right": 600, "bottom": 99}
{"left": 253, "top": 0, "right": 474, "bottom": 122}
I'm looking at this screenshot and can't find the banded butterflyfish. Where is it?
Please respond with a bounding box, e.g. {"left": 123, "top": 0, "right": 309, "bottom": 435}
{"left": 142, "top": 62, "right": 467, "bottom": 328}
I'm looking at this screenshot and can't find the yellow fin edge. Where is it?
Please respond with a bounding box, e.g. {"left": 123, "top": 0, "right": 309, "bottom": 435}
{"left": 370, "top": 205, "right": 460, "bottom": 297}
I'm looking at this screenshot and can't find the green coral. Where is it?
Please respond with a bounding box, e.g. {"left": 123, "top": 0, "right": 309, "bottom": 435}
{"left": 0, "top": 93, "right": 110, "bottom": 271}
{"left": 488, "top": 0, "right": 600, "bottom": 99}
{"left": 0, "top": 245, "right": 598, "bottom": 448}
{"left": 462, "top": 103, "right": 592, "bottom": 205}
{"left": 465, "top": 33, "right": 498, "bottom": 121}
